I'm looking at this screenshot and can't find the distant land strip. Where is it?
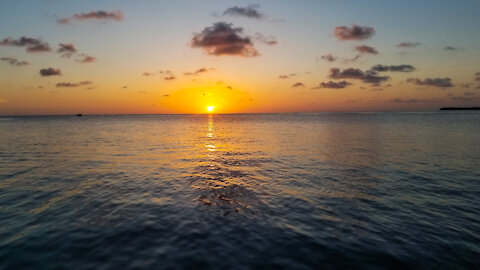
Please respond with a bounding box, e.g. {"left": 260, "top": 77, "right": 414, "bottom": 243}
{"left": 440, "top": 107, "right": 480, "bottom": 110}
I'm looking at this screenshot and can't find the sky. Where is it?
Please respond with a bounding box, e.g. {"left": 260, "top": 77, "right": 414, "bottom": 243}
{"left": 1, "top": 0, "right": 480, "bottom": 115}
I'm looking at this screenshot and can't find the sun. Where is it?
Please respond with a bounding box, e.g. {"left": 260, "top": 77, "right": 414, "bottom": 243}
{"left": 207, "top": 106, "right": 214, "bottom": 113}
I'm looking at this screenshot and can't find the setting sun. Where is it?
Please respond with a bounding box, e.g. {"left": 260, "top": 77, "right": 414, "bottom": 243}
{"left": 207, "top": 106, "right": 214, "bottom": 112}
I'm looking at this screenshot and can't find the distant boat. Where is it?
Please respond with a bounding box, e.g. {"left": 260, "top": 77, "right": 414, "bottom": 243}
{"left": 76, "top": 113, "right": 83, "bottom": 116}
{"left": 440, "top": 107, "right": 480, "bottom": 111}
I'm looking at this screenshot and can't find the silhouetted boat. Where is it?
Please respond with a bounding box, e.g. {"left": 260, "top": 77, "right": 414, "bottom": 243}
{"left": 76, "top": 113, "right": 83, "bottom": 116}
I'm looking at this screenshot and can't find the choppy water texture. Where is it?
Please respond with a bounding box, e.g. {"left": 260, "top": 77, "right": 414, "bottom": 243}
{"left": 1, "top": 113, "right": 480, "bottom": 269}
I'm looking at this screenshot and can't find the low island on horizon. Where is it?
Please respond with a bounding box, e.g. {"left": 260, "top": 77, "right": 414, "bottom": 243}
{"left": 440, "top": 107, "right": 480, "bottom": 111}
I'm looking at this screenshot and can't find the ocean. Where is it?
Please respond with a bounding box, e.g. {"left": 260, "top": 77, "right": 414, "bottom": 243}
{"left": 1, "top": 113, "right": 479, "bottom": 269}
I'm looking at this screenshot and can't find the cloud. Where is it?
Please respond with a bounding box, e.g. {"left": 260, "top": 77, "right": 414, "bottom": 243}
{"left": 444, "top": 46, "right": 463, "bottom": 51}
{"left": 406, "top": 77, "right": 454, "bottom": 88}
{"left": 354, "top": 45, "right": 378, "bottom": 54}
{"left": 39, "top": 68, "right": 62, "bottom": 76}
{"left": 320, "top": 53, "right": 337, "bottom": 62}
{"left": 190, "top": 22, "right": 259, "bottom": 57}
{"left": 389, "top": 98, "right": 434, "bottom": 103}
{"left": 222, "top": 5, "right": 264, "bottom": 19}
{"left": 313, "top": 80, "right": 351, "bottom": 89}
{"left": 183, "top": 67, "right": 214, "bottom": 76}
{"left": 254, "top": 33, "right": 277, "bottom": 46}
{"left": 56, "top": 81, "right": 93, "bottom": 87}
{"left": 0, "top": 57, "right": 28, "bottom": 66}
{"left": 142, "top": 72, "right": 154, "bottom": 77}
{"left": 474, "top": 72, "right": 480, "bottom": 81}
{"left": 0, "top": 36, "right": 51, "bottom": 53}
{"left": 397, "top": 42, "right": 421, "bottom": 48}
{"left": 75, "top": 53, "right": 96, "bottom": 63}
{"left": 57, "top": 43, "right": 77, "bottom": 57}
{"left": 334, "top": 25, "right": 375, "bottom": 41}
{"left": 278, "top": 73, "right": 296, "bottom": 79}
{"left": 370, "top": 64, "right": 415, "bottom": 72}
{"left": 58, "top": 10, "right": 124, "bottom": 24}
{"left": 292, "top": 82, "right": 305, "bottom": 88}
{"left": 329, "top": 68, "right": 390, "bottom": 84}
{"left": 164, "top": 76, "right": 176, "bottom": 81}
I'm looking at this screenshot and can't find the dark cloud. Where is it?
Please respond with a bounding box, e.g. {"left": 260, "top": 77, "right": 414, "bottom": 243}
{"left": 334, "top": 25, "right": 375, "bottom": 41}
{"left": 58, "top": 10, "right": 124, "bottom": 24}
{"left": 444, "top": 46, "right": 463, "bottom": 51}
{"left": 313, "top": 80, "right": 351, "bottom": 89}
{"left": 406, "top": 77, "right": 454, "bottom": 88}
{"left": 370, "top": 64, "right": 415, "bottom": 72}
{"left": 75, "top": 54, "right": 96, "bottom": 63}
{"left": 320, "top": 53, "right": 337, "bottom": 62}
{"left": 292, "top": 82, "right": 305, "bottom": 88}
{"left": 397, "top": 42, "right": 421, "bottom": 48}
{"left": 0, "top": 57, "right": 28, "bottom": 66}
{"left": 329, "top": 68, "right": 390, "bottom": 84}
{"left": 40, "top": 68, "right": 62, "bottom": 76}
{"left": 222, "top": 5, "right": 264, "bottom": 19}
{"left": 475, "top": 72, "right": 480, "bottom": 81}
{"left": 164, "top": 76, "right": 176, "bottom": 81}
{"left": 56, "top": 81, "right": 93, "bottom": 88}
{"left": 184, "top": 67, "right": 214, "bottom": 76}
{"left": 191, "top": 22, "right": 259, "bottom": 57}
{"left": 57, "top": 43, "right": 77, "bottom": 57}
{"left": 0, "top": 36, "right": 51, "bottom": 53}
{"left": 354, "top": 45, "right": 378, "bottom": 54}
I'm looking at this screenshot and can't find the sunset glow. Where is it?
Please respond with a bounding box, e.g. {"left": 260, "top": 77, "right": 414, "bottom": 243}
{"left": 207, "top": 106, "right": 214, "bottom": 113}
{"left": 0, "top": 1, "right": 479, "bottom": 115}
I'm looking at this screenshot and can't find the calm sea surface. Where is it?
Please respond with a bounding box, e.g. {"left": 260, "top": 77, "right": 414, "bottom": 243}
{"left": 0, "top": 113, "right": 479, "bottom": 269}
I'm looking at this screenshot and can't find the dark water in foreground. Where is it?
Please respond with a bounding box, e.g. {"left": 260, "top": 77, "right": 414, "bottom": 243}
{"left": 1, "top": 113, "right": 479, "bottom": 269}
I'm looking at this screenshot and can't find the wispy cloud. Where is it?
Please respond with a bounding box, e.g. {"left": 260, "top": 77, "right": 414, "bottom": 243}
{"left": 397, "top": 42, "right": 421, "bottom": 48}
{"left": 278, "top": 73, "right": 296, "bottom": 79}
{"left": 406, "top": 77, "right": 454, "bottom": 88}
{"left": 319, "top": 53, "right": 337, "bottom": 62}
{"left": 57, "top": 43, "right": 77, "bottom": 58}
{"left": 334, "top": 25, "right": 375, "bottom": 41}
{"left": 183, "top": 67, "right": 215, "bottom": 76}
{"left": 354, "top": 45, "right": 378, "bottom": 55}
{"left": 58, "top": 10, "right": 124, "bottom": 24}
{"left": 313, "top": 80, "right": 351, "bottom": 89}
{"left": 444, "top": 46, "right": 463, "bottom": 51}
{"left": 222, "top": 5, "right": 264, "bottom": 19}
{"left": 75, "top": 53, "right": 96, "bottom": 63}
{"left": 329, "top": 68, "right": 390, "bottom": 84}
{"left": 0, "top": 57, "right": 28, "bottom": 66}
{"left": 254, "top": 33, "right": 278, "bottom": 46}
{"left": 292, "top": 82, "right": 305, "bottom": 88}
{"left": 389, "top": 98, "right": 434, "bottom": 103}
{"left": 370, "top": 64, "right": 415, "bottom": 72}
{"left": 40, "top": 68, "right": 62, "bottom": 76}
{"left": 56, "top": 81, "right": 93, "bottom": 87}
{"left": 0, "top": 36, "right": 51, "bottom": 53}
{"left": 191, "top": 22, "right": 259, "bottom": 57}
